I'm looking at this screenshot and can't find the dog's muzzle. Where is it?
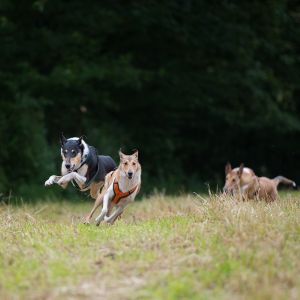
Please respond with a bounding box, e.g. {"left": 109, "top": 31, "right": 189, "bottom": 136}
{"left": 65, "top": 163, "right": 76, "bottom": 173}
{"left": 223, "top": 187, "right": 231, "bottom": 194}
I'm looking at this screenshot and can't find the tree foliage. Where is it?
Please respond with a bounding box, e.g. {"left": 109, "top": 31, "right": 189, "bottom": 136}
{"left": 0, "top": 0, "right": 299, "bottom": 196}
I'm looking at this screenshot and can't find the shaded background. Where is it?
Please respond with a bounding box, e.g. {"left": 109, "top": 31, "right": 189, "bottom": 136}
{"left": 0, "top": 0, "right": 300, "bottom": 199}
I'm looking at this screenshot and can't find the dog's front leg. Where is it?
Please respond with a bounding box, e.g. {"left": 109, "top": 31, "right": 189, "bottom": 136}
{"left": 45, "top": 175, "right": 62, "bottom": 187}
{"left": 57, "top": 172, "right": 86, "bottom": 187}
{"left": 72, "top": 172, "right": 87, "bottom": 189}
{"left": 95, "top": 189, "right": 113, "bottom": 226}
{"left": 104, "top": 206, "right": 123, "bottom": 225}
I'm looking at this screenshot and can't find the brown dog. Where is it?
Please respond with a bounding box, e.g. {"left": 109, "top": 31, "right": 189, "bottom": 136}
{"left": 223, "top": 163, "right": 296, "bottom": 202}
{"left": 86, "top": 149, "right": 141, "bottom": 224}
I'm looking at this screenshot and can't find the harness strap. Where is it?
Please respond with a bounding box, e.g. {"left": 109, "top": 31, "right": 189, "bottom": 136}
{"left": 73, "top": 152, "right": 89, "bottom": 172}
{"left": 71, "top": 149, "right": 98, "bottom": 190}
{"left": 112, "top": 179, "right": 138, "bottom": 204}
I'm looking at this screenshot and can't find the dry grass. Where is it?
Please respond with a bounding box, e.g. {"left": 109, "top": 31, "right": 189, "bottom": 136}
{"left": 0, "top": 191, "right": 299, "bottom": 299}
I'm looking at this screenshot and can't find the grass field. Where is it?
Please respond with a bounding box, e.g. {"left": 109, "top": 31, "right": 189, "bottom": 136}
{"left": 0, "top": 192, "right": 299, "bottom": 300}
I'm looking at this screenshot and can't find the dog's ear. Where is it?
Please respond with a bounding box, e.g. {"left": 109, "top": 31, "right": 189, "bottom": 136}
{"left": 132, "top": 149, "right": 139, "bottom": 160}
{"left": 225, "top": 162, "right": 232, "bottom": 175}
{"left": 60, "top": 132, "right": 67, "bottom": 147}
{"left": 77, "top": 136, "right": 84, "bottom": 145}
{"left": 238, "top": 163, "right": 244, "bottom": 177}
{"left": 119, "top": 148, "right": 125, "bottom": 161}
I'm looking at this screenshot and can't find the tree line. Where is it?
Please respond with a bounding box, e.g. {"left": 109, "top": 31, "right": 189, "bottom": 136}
{"left": 0, "top": 0, "right": 299, "bottom": 198}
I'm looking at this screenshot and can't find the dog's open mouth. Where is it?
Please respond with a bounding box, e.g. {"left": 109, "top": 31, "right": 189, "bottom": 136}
{"left": 68, "top": 166, "right": 75, "bottom": 173}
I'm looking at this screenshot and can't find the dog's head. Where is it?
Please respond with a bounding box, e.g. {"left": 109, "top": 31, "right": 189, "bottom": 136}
{"left": 60, "top": 133, "right": 85, "bottom": 172}
{"left": 223, "top": 162, "right": 244, "bottom": 194}
{"left": 119, "top": 149, "right": 140, "bottom": 180}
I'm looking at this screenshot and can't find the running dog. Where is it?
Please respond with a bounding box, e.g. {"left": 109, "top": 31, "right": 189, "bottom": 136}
{"left": 223, "top": 162, "right": 296, "bottom": 202}
{"left": 87, "top": 149, "right": 141, "bottom": 225}
{"left": 45, "top": 133, "right": 116, "bottom": 200}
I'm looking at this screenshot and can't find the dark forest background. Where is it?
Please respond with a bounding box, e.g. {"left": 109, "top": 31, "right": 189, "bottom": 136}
{"left": 0, "top": 0, "right": 300, "bottom": 199}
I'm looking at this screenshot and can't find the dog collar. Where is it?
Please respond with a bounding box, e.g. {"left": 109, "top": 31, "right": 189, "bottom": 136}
{"left": 73, "top": 148, "right": 90, "bottom": 172}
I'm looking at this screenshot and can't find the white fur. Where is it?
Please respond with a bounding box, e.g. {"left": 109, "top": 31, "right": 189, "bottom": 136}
{"left": 233, "top": 167, "right": 252, "bottom": 174}
{"left": 45, "top": 175, "right": 60, "bottom": 186}
{"left": 57, "top": 172, "right": 86, "bottom": 186}
{"left": 95, "top": 184, "right": 114, "bottom": 224}
{"left": 45, "top": 138, "right": 90, "bottom": 189}
{"left": 60, "top": 137, "right": 89, "bottom": 164}
{"left": 95, "top": 167, "right": 141, "bottom": 225}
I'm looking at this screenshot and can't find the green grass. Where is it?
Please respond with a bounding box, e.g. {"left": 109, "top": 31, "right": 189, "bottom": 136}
{"left": 0, "top": 192, "right": 299, "bottom": 299}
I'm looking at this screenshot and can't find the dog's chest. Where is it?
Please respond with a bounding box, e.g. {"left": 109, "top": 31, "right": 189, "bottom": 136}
{"left": 77, "top": 164, "right": 88, "bottom": 176}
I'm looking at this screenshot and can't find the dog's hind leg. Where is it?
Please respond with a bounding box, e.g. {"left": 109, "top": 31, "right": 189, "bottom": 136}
{"left": 85, "top": 193, "right": 104, "bottom": 224}
{"left": 89, "top": 182, "right": 104, "bottom": 199}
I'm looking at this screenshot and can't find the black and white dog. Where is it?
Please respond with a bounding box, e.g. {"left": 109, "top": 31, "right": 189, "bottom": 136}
{"left": 45, "top": 134, "right": 116, "bottom": 200}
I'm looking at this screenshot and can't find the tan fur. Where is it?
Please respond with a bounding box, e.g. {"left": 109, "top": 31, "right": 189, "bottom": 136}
{"left": 46, "top": 140, "right": 109, "bottom": 221}
{"left": 62, "top": 150, "right": 104, "bottom": 209}
{"left": 89, "top": 182, "right": 104, "bottom": 199}
{"left": 85, "top": 151, "right": 141, "bottom": 224}
{"left": 224, "top": 163, "right": 294, "bottom": 202}
{"left": 61, "top": 152, "right": 103, "bottom": 195}
{"left": 85, "top": 173, "right": 114, "bottom": 223}
{"left": 224, "top": 164, "right": 256, "bottom": 193}
{"left": 70, "top": 153, "right": 82, "bottom": 167}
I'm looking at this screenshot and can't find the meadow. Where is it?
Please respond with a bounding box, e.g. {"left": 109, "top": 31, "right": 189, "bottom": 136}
{"left": 0, "top": 192, "right": 299, "bottom": 300}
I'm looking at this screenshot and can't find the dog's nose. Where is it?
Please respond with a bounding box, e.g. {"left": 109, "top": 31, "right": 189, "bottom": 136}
{"left": 128, "top": 172, "right": 133, "bottom": 178}
{"left": 65, "top": 163, "right": 71, "bottom": 170}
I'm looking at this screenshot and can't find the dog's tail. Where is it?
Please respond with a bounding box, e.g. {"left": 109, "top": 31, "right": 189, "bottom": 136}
{"left": 272, "top": 176, "right": 296, "bottom": 189}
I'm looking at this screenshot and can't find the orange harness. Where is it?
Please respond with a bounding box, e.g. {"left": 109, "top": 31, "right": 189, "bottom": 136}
{"left": 112, "top": 180, "right": 138, "bottom": 204}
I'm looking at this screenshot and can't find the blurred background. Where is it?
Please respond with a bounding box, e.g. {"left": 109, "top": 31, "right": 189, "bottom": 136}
{"left": 0, "top": 0, "right": 299, "bottom": 200}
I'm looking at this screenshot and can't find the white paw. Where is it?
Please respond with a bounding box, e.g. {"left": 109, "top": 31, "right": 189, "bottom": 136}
{"left": 95, "top": 216, "right": 101, "bottom": 225}
{"left": 45, "top": 176, "right": 55, "bottom": 186}
{"left": 95, "top": 213, "right": 105, "bottom": 225}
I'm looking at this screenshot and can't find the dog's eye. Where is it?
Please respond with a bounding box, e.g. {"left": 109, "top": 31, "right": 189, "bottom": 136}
{"left": 132, "top": 162, "right": 136, "bottom": 166}
{"left": 232, "top": 179, "right": 236, "bottom": 182}
{"left": 124, "top": 162, "right": 128, "bottom": 166}
{"left": 64, "top": 150, "right": 68, "bottom": 154}
{"left": 71, "top": 150, "right": 76, "bottom": 155}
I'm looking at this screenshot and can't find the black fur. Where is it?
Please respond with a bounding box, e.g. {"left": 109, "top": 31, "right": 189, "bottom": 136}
{"left": 61, "top": 136, "right": 116, "bottom": 188}
{"left": 61, "top": 139, "right": 84, "bottom": 160}
{"left": 84, "top": 145, "right": 116, "bottom": 186}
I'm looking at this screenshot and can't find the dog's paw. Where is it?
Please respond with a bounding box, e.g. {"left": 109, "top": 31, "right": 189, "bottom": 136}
{"left": 45, "top": 176, "right": 55, "bottom": 186}
{"left": 95, "top": 216, "right": 101, "bottom": 226}
{"left": 103, "top": 219, "right": 113, "bottom": 225}
{"left": 83, "top": 217, "right": 91, "bottom": 225}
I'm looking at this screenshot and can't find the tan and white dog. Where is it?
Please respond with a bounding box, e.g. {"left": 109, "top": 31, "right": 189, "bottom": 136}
{"left": 223, "top": 162, "right": 296, "bottom": 202}
{"left": 85, "top": 149, "right": 141, "bottom": 225}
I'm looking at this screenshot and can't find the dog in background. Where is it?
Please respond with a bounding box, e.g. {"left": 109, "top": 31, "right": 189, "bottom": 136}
{"left": 223, "top": 162, "right": 296, "bottom": 202}
{"left": 45, "top": 133, "right": 116, "bottom": 200}
{"left": 86, "top": 149, "right": 141, "bottom": 225}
